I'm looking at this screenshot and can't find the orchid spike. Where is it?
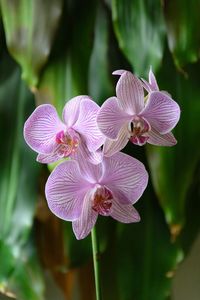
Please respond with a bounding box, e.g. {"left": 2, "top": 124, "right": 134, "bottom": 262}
{"left": 45, "top": 152, "right": 148, "bottom": 239}
{"left": 24, "top": 96, "right": 104, "bottom": 164}
{"left": 97, "top": 70, "right": 181, "bottom": 157}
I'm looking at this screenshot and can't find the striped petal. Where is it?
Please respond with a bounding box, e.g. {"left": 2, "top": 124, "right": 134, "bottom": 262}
{"left": 73, "top": 98, "right": 105, "bottom": 152}
{"left": 148, "top": 129, "right": 177, "bottom": 146}
{"left": 103, "top": 124, "right": 129, "bottom": 157}
{"left": 111, "top": 200, "right": 140, "bottom": 223}
{"left": 148, "top": 68, "right": 159, "bottom": 91}
{"left": 116, "top": 71, "right": 144, "bottom": 114}
{"left": 24, "top": 104, "right": 65, "bottom": 154}
{"left": 37, "top": 152, "right": 63, "bottom": 164}
{"left": 101, "top": 152, "right": 148, "bottom": 205}
{"left": 140, "top": 91, "right": 180, "bottom": 134}
{"left": 72, "top": 189, "right": 98, "bottom": 240}
{"left": 97, "top": 97, "right": 132, "bottom": 140}
{"left": 45, "top": 160, "right": 91, "bottom": 221}
{"left": 62, "top": 95, "right": 88, "bottom": 127}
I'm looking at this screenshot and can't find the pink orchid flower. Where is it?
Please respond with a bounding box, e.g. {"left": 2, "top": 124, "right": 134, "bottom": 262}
{"left": 97, "top": 70, "right": 181, "bottom": 157}
{"left": 24, "top": 96, "right": 104, "bottom": 164}
{"left": 45, "top": 152, "right": 148, "bottom": 239}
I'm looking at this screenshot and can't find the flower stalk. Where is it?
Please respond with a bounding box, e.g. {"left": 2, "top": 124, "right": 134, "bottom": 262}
{"left": 91, "top": 226, "right": 102, "bottom": 300}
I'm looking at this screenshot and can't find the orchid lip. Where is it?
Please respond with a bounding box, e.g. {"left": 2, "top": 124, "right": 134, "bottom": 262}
{"left": 55, "top": 128, "right": 80, "bottom": 158}
{"left": 128, "top": 116, "right": 150, "bottom": 146}
{"left": 92, "top": 185, "right": 113, "bottom": 216}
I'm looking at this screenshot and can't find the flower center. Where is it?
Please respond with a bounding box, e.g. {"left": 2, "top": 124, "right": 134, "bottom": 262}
{"left": 92, "top": 186, "right": 113, "bottom": 216}
{"left": 55, "top": 128, "right": 80, "bottom": 157}
{"left": 128, "top": 116, "right": 150, "bottom": 146}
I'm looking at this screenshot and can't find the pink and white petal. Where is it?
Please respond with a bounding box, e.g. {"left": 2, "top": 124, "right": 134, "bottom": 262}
{"left": 141, "top": 78, "right": 152, "bottom": 93}
{"left": 101, "top": 152, "right": 148, "bottom": 205}
{"left": 37, "top": 152, "right": 63, "bottom": 164}
{"left": 148, "top": 129, "right": 177, "bottom": 146}
{"left": 97, "top": 97, "right": 132, "bottom": 140}
{"left": 111, "top": 200, "right": 140, "bottom": 223}
{"left": 73, "top": 98, "right": 105, "bottom": 152}
{"left": 24, "top": 104, "right": 65, "bottom": 154}
{"left": 72, "top": 143, "right": 103, "bottom": 183}
{"left": 45, "top": 160, "right": 91, "bottom": 221}
{"left": 140, "top": 91, "right": 181, "bottom": 134}
{"left": 112, "top": 69, "right": 126, "bottom": 76}
{"left": 62, "top": 95, "right": 89, "bottom": 127}
{"left": 103, "top": 124, "right": 129, "bottom": 157}
{"left": 149, "top": 67, "right": 159, "bottom": 91}
{"left": 72, "top": 189, "right": 98, "bottom": 240}
{"left": 116, "top": 71, "right": 144, "bottom": 114}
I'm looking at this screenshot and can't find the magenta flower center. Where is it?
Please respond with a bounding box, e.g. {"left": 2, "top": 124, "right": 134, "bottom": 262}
{"left": 129, "top": 116, "right": 150, "bottom": 146}
{"left": 55, "top": 128, "right": 80, "bottom": 157}
{"left": 92, "top": 186, "right": 113, "bottom": 216}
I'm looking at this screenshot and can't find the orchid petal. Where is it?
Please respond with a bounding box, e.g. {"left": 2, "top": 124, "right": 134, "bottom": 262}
{"left": 149, "top": 67, "right": 159, "bottom": 91}
{"left": 148, "top": 129, "right": 177, "bottom": 146}
{"left": 72, "top": 189, "right": 98, "bottom": 240}
{"left": 97, "top": 97, "right": 132, "bottom": 140}
{"left": 73, "top": 98, "right": 105, "bottom": 152}
{"left": 72, "top": 144, "right": 103, "bottom": 183}
{"left": 37, "top": 152, "right": 63, "bottom": 164}
{"left": 24, "top": 104, "right": 65, "bottom": 154}
{"left": 103, "top": 124, "right": 129, "bottom": 157}
{"left": 116, "top": 71, "right": 144, "bottom": 114}
{"left": 62, "top": 95, "right": 88, "bottom": 127}
{"left": 112, "top": 69, "right": 126, "bottom": 76}
{"left": 101, "top": 152, "right": 148, "bottom": 205}
{"left": 111, "top": 200, "right": 140, "bottom": 223}
{"left": 140, "top": 91, "right": 180, "bottom": 134}
{"left": 141, "top": 78, "right": 152, "bottom": 93}
{"left": 45, "top": 160, "right": 91, "bottom": 221}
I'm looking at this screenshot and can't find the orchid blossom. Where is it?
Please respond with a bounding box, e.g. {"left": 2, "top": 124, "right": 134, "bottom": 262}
{"left": 97, "top": 70, "right": 181, "bottom": 157}
{"left": 45, "top": 152, "right": 148, "bottom": 239}
{"left": 24, "top": 96, "right": 104, "bottom": 164}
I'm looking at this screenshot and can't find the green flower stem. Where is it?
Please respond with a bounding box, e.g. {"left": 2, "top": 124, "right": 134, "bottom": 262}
{"left": 91, "top": 226, "right": 102, "bottom": 300}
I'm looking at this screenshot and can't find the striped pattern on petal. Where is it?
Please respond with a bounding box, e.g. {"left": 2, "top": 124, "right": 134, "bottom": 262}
{"left": 103, "top": 124, "right": 129, "bottom": 157}
{"left": 24, "top": 104, "right": 65, "bottom": 154}
{"left": 116, "top": 71, "right": 144, "bottom": 114}
{"left": 148, "top": 68, "right": 159, "bottom": 91}
{"left": 148, "top": 129, "right": 177, "bottom": 146}
{"left": 111, "top": 200, "right": 140, "bottom": 223}
{"left": 101, "top": 152, "right": 148, "bottom": 205}
{"left": 140, "top": 91, "right": 180, "bottom": 134}
{"left": 63, "top": 95, "right": 89, "bottom": 127}
{"left": 97, "top": 97, "right": 132, "bottom": 140}
{"left": 73, "top": 98, "right": 105, "bottom": 152}
{"left": 72, "top": 189, "right": 98, "bottom": 240}
{"left": 45, "top": 160, "right": 91, "bottom": 221}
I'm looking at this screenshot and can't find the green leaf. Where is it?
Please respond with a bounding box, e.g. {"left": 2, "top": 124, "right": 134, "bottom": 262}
{"left": 164, "top": 0, "right": 200, "bottom": 67}
{"left": 115, "top": 185, "right": 183, "bottom": 300}
{"left": 0, "top": 0, "right": 63, "bottom": 87}
{"left": 146, "top": 52, "right": 200, "bottom": 232}
{"left": 179, "top": 161, "right": 200, "bottom": 254}
{"left": 36, "top": 0, "right": 96, "bottom": 113}
{"left": 112, "top": 0, "right": 166, "bottom": 76}
{"left": 5, "top": 240, "right": 44, "bottom": 300}
{"left": 88, "top": 2, "right": 113, "bottom": 104}
{"left": 63, "top": 223, "right": 92, "bottom": 269}
{"left": 0, "top": 50, "right": 44, "bottom": 300}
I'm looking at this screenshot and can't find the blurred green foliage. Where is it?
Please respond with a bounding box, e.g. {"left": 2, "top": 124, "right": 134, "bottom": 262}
{"left": 0, "top": 0, "right": 200, "bottom": 300}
